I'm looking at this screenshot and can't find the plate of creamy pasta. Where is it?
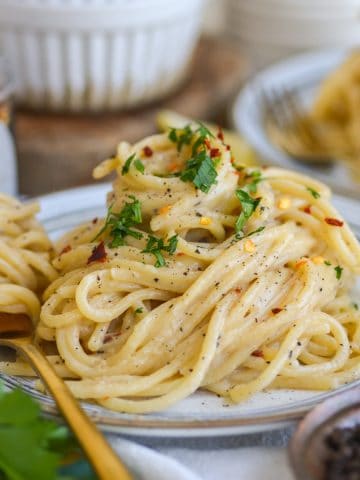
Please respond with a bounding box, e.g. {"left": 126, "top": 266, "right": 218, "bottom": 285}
{"left": 0, "top": 123, "right": 359, "bottom": 437}
{"left": 232, "top": 49, "right": 360, "bottom": 199}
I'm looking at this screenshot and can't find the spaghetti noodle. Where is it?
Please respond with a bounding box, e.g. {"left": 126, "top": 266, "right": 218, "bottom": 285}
{"left": 3, "top": 125, "right": 360, "bottom": 413}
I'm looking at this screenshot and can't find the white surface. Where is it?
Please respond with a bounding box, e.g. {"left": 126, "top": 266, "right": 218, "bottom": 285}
{"left": 1, "top": 182, "right": 359, "bottom": 439}
{"left": 0, "top": 0, "right": 204, "bottom": 111}
{"left": 232, "top": 49, "right": 360, "bottom": 199}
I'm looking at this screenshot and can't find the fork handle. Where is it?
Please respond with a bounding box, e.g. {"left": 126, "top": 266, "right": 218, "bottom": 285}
{"left": 6, "top": 338, "right": 132, "bottom": 480}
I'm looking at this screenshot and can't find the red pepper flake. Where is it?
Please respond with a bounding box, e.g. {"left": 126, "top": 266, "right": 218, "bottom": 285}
{"left": 272, "top": 307, "right": 283, "bottom": 314}
{"left": 302, "top": 205, "right": 312, "bottom": 215}
{"left": 204, "top": 138, "right": 212, "bottom": 150}
{"left": 235, "top": 288, "right": 242, "bottom": 294}
{"left": 92, "top": 217, "right": 98, "bottom": 224}
{"left": 252, "top": 349, "right": 264, "bottom": 358}
{"left": 60, "top": 245, "right": 72, "bottom": 255}
{"left": 225, "top": 144, "right": 231, "bottom": 151}
{"left": 87, "top": 241, "right": 107, "bottom": 265}
{"left": 176, "top": 252, "right": 185, "bottom": 257}
{"left": 143, "top": 145, "right": 153, "bottom": 157}
{"left": 210, "top": 148, "right": 220, "bottom": 158}
{"left": 217, "top": 127, "right": 224, "bottom": 141}
{"left": 325, "top": 218, "right": 344, "bottom": 227}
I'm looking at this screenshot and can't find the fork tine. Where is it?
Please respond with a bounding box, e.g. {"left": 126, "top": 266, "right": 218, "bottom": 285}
{"left": 263, "top": 88, "right": 288, "bottom": 130}
{"left": 283, "top": 89, "right": 318, "bottom": 149}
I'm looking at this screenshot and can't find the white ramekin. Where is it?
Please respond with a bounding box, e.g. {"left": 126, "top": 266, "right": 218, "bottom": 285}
{"left": 226, "top": 0, "right": 360, "bottom": 67}
{"left": 0, "top": 0, "right": 205, "bottom": 112}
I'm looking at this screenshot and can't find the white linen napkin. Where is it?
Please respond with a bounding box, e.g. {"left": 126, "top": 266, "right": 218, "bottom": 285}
{"left": 110, "top": 437, "right": 201, "bottom": 480}
{"left": 161, "top": 446, "right": 294, "bottom": 480}
{"left": 108, "top": 428, "right": 296, "bottom": 480}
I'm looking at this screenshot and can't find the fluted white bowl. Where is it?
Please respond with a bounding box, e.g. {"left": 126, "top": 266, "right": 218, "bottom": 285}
{"left": 0, "top": 0, "right": 205, "bottom": 111}
{"left": 226, "top": 0, "right": 360, "bottom": 67}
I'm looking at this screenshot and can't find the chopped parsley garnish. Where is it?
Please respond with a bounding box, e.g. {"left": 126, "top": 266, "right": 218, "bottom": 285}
{"left": 134, "top": 158, "right": 145, "bottom": 174}
{"left": 190, "top": 123, "right": 214, "bottom": 155}
{"left": 168, "top": 125, "right": 193, "bottom": 152}
{"left": 121, "top": 153, "right": 136, "bottom": 175}
{"left": 235, "top": 189, "right": 261, "bottom": 233}
{"left": 306, "top": 186, "right": 321, "bottom": 199}
{"left": 93, "top": 196, "right": 143, "bottom": 248}
{"left": 142, "top": 234, "right": 178, "bottom": 267}
{"left": 134, "top": 307, "right": 144, "bottom": 314}
{"left": 334, "top": 265, "right": 343, "bottom": 280}
{"left": 324, "top": 260, "right": 332, "bottom": 266}
{"left": 353, "top": 302, "right": 359, "bottom": 310}
{"left": 245, "top": 170, "right": 263, "bottom": 193}
{"left": 121, "top": 154, "right": 145, "bottom": 175}
{"left": 180, "top": 150, "right": 218, "bottom": 193}
{"left": 168, "top": 123, "right": 218, "bottom": 193}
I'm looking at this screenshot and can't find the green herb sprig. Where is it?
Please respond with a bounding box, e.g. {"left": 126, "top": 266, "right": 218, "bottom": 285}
{"left": 93, "top": 196, "right": 143, "bottom": 248}
{"left": 180, "top": 150, "right": 218, "bottom": 193}
{"left": 0, "top": 387, "right": 96, "bottom": 480}
{"left": 334, "top": 265, "right": 343, "bottom": 280}
{"left": 234, "top": 170, "right": 263, "bottom": 235}
{"left": 142, "top": 234, "right": 178, "bottom": 267}
{"left": 168, "top": 123, "right": 218, "bottom": 193}
{"left": 121, "top": 154, "right": 145, "bottom": 175}
{"left": 235, "top": 190, "right": 261, "bottom": 233}
{"left": 306, "top": 186, "right": 321, "bottom": 199}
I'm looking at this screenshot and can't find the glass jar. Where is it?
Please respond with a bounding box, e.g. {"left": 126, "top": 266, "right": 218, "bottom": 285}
{"left": 0, "top": 56, "right": 16, "bottom": 195}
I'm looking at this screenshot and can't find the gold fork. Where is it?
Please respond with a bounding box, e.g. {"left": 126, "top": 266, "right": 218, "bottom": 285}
{"left": 0, "top": 313, "right": 133, "bottom": 480}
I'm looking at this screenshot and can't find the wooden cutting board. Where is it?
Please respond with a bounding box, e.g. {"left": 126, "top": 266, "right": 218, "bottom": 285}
{"left": 16, "top": 36, "right": 249, "bottom": 195}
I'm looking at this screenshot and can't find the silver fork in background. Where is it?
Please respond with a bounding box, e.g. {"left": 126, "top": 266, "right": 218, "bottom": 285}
{"left": 262, "top": 87, "right": 334, "bottom": 163}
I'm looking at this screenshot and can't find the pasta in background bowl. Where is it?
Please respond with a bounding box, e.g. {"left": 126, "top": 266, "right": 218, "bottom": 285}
{"left": 0, "top": 123, "right": 359, "bottom": 433}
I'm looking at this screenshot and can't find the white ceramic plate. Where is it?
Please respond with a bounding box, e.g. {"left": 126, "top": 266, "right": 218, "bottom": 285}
{"left": 231, "top": 49, "right": 360, "bottom": 199}
{"left": 1, "top": 183, "right": 360, "bottom": 438}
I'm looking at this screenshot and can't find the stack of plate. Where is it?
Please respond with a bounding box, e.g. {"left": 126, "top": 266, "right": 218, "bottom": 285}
{"left": 226, "top": 0, "right": 360, "bottom": 67}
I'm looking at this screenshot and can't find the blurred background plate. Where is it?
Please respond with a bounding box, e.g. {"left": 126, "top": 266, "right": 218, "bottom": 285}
{"left": 1, "top": 183, "right": 359, "bottom": 439}
{"left": 231, "top": 49, "right": 360, "bottom": 199}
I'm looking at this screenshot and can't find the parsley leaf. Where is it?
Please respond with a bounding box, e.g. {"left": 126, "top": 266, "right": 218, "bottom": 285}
{"left": 122, "top": 154, "right": 145, "bottom": 175}
{"left": 0, "top": 388, "right": 96, "bottom": 480}
{"left": 134, "top": 307, "right": 143, "bottom": 314}
{"left": 121, "top": 153, "right": 136, "bottom": 175}
{"left": 353, "top": 302, "right": 359, "bottom": 310}
{"left": 134, "top": 158, "right": 145, "bottom": 174}
{"left": 180, "top": 150, "right": 218, "bottom": 193}
{"left": 168, "top": 125, "right": 193, "bottom": 152}
{"left": 244, "top": 171, "right": 263, "bottom": 193}
{"left": 168, "top": 123, "right": 219, "bottom": 193}
{"left": 334, "top": 265, "right": 343, "bottom": 280}
{"left": 235, "top": 189, "right": 261, "bottom": 233}
{"left": 324, "top": 260, "right": 332, "bottom": 266}
{"left": 306, "top": 186, "right": 321, "bottom": 199}
{"left": 93, "top": 196, "right": 143, "bottom": 248}
{"left": 142, "top": 234, "right": 178, "bottom": 267}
